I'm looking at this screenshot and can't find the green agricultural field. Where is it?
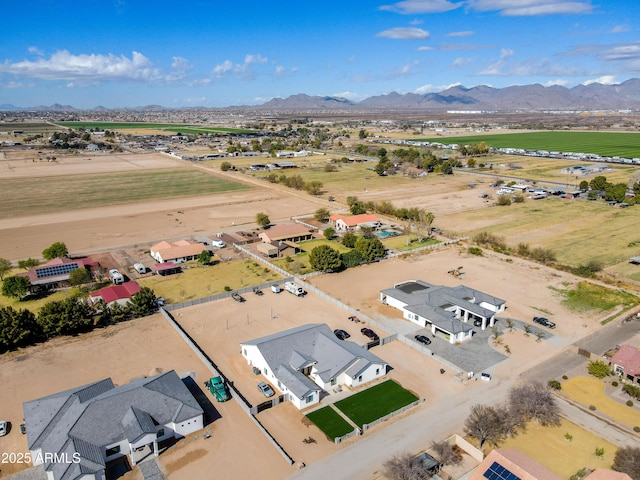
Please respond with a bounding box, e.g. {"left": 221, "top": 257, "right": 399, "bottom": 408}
{"left": 443, "top": 197, "right": 640, "bottom": 268}
{"left": 334, "top": 380, "right": 419, "bottom": 428}
{"left": 419, "top": 131, "right": 640, "bottom": 158}
{"left": 55, "top": 122, "right": 256, "bottom": 134}
{"left": 0, "top": 169, "right": 249, "bottom": 219}
{"left": 305, "top": 406, "right": 354, "bottom": 441}
{"left": 139, "top": 259, "right": 281, "bottom": 304}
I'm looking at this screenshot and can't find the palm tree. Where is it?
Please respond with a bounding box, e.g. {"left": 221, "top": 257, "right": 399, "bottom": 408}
{"left": 505, "top": 318, "right": 514, "bottom": 332}
{"left": 535, "top": 331, "right": 545, "bottom": 343}
{"left": 524, "top": 324, "right": 532, "bottom": 336}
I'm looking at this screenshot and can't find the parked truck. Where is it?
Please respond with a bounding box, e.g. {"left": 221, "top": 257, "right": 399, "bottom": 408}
{"left": 206, "top": 376, "right": 230, "bottom": 402}
{"left": 109, "top": 269, "right": 125, "bottom": 285}
{"left": 284, "top": 282, "right": 305, "bottom": 296}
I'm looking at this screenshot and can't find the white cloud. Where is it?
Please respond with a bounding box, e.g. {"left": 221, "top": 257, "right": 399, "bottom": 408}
{"left": 452, "top": 57, "right": 472, "bottom": 68}
{"left": 582, "top": 75, "right": 617, "bottom": 85}
{"left": 440, "top": 43, "right": 493, "bottom": 51}
{"left": 244, "top": 54, "right": 267, "bottom": 65}
{"left": 478, "top": 47, "right": 514, "bottom": 75}
{"left": 446, "top": 30, "right": 475, "bottom": 37}
{"left": 409, "top": 19, "right": 423, "bottom": 25}
{"left": 564, "top": 41, "right": 640, "bottom": 72}
{"left": 212, "top": 54, "right": 271, "bottom": 80}
{"left": 376, "top": 27, "right": 430, "bottom": 40}
{"left": 212, "top": 60, "right": 233, "bottom": 77}
{"left": 274, "top": 65, "right": 285, "bottom": 77}
{"left": 28, "top": 46, "right": 44, "bottom": 56}
{"left": 414, "top": 81, "right": 462, "bottom": 94}
{"left": 331, "top": 91, "right": 366, "bottom": 101}
{"left": 171, "top": 56, "right": 192, "bottom": 71}
{"left": 544, "top": 79, "right": 569, "bottom": 86}
{"left": 417, "top": 46, "right": 434, "bottom": 51}
{"left": 466, "top": 0, "right": 593, "bottom": 16}
{"left": 611, "top": 25, "right": 630, "bottom": 33}
{"left": 379, "top": 0, "right": 463, "bottom": 14}
{"left": 0, "top": 50, "right": 160, "bottom": 83}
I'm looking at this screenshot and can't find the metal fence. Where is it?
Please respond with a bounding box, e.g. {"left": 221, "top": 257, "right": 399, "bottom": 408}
{"left": 361, "top": 398, "right": 425, "bottom": 431}
{"left": 334, "top": 428, "right": 361, "bottom": 445}
{"left": 385, "top": 237, "right": 466, "bottom": 259}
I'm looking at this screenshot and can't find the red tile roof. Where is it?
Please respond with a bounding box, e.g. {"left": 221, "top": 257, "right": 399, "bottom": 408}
{"left": 610, "top": 344, "right": 640, "bottom": 376}
{"left": 22, "top": 257, "right": 97, "bottom": 285}
{"left": 469, "top": 449, "right": 563, "bottom": 480}
{"left": 258, "top": 223, "right": 312, "bottom": 242}
{"left": 332, "top": 213, "right": 381, "bottom": 227}
{"left": 90, "top": 281, "right": 141, "bottom": 304}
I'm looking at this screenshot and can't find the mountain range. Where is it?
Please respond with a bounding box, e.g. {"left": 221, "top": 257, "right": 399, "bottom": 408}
{"left": 2, "top": 79, "right": 640, "bottom": 112}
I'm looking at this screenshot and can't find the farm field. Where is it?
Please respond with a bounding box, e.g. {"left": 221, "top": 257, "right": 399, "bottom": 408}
{"left": 55, "top": 121, "right": 257, "bottom": 134}
{"left": 419, "top": 131, "right": 640, "bottom": 158}
{"left": 436, "top": 197, "right": 640, "bottom": 268}
{"left": 0, "top": 168, "right": 249, "bottom": 219}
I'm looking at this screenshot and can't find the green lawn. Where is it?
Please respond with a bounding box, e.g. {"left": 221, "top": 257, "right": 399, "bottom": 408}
{"left": 0, "top": 169, "right": 250, "bottom": 219}
{"left": 305, "top": 406, "right": 354, "bottom": 440}
{"left": 418, "top": 131, "right": 640, "bottom": 158}
{"left": 334, "top": 380, "right": 419, "bottom": 428}
{"left": 0, "top": 287, "right": 84, "bottom": 314}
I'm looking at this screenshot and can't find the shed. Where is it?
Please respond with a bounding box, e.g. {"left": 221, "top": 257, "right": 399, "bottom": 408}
{"left": 257, "top": 243, "right": 279, "bottom": 257}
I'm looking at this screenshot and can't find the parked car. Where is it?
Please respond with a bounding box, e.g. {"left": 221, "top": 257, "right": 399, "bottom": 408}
{"left": 361, "top": 327, "right": 379, "bottom": 341}
{"left": 257, "top": 382, "right": 275, "bottom": 398}
{"left": 414, "top": 334, "right": 431, "bottom": 345}
{"left": 211, "top": 239, "right": 226, "bottom": 248}
{"left": 334, "top": 329, "right": 350, "bottom": 340}
{"left": 533, "top": 316, "right": 556, "bottom": 329}
{"left": 0, "top": 421, "right": 7, "bottom": 437}
{"left": 232, "top": 293, "right": 245, "bottom": 303}
{"left": 253, "top": 288, "right": 264, "bottom": 296}
{"left": 20, "top": 423, "right": 26, "bottom": 434}
{"left": 473, "top": 319, "right": 483, "bottom": 327}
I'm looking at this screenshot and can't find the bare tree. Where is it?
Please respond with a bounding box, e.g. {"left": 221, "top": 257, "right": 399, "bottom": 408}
{"left": 464, "top": 404, "right": 504, "bottom": 448}
{"left": 431, "top": 440, "right": 462, "bottom": 466}
{"left": 509, "top": 382, "right": 561, "bottom": 427}
{"left": 383, "top": 453, "right": 432, "bottom": 480}
{"left": 613, "top": 446, "right": 640, "bottom": 480}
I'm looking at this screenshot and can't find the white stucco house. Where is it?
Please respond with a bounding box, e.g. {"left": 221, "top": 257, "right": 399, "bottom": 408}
{"left": 23, "top": 370, "right": 203, "bottom": 480}
{"left": 241, "top": 324, "right": 388, "bottom": 409}
{"left": 380, "top": 280, "right": 506, "bottom": 343}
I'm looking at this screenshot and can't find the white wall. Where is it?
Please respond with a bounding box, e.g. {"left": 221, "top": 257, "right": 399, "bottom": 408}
{"left": 173, "top": 414, "right": 203, "bottom": 437}
{"left": 339, "top": 363, "right": 385, "bottom": 388}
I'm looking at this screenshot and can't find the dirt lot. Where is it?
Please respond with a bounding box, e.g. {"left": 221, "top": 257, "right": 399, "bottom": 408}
{"left": 0, "top": 314, "right": 294, "bottom": 480}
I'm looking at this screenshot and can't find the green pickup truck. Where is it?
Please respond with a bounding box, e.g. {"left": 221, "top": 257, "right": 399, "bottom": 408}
{"left": 206, "top": 376, "right": 231, "bottom": 402}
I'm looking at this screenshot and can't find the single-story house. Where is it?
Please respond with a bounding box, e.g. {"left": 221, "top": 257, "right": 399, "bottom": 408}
{"left": 23, "top": 370, "right": 203, "bottom": 480}
{"left": 380, "top": 280, "right": 506, "bottom": 343}
{"left": 150, "top": 240, "right": 205, "bottom": 263}
{"left": 610, "top": 344, "right": 640, "bottom": 384}
{"left": 330, "top": 213, "right": 382, "bottom": 232}
{"left": 258, "top": 224, "right": 314, "bottom": 244}
{"left": 20, "top": 257, "right": 98, "bottom": 291}
{"left": 240, "top": 324, "right": 388, "bottom": 409}
{"left": 90, "top": 281, "right": 141, "bottom": 306}
{"left": 469, "top": 449, "right": 563, "bottom": 480}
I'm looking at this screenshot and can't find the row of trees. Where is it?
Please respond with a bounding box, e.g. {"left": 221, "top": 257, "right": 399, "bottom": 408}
{"left": 309, "top": 237, "right": 386, "bottom": 272}
{"left": 0, "top": 287, "right": 158, "bottom": 354}
{"left": 263, "top": 173, "right": 324, "bottom": 195}
{"left": 585, "top": 175, "right": 640, "bottom": 204}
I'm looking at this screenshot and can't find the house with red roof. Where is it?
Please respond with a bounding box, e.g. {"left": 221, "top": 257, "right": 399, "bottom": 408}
{"left": 610, "top": 344, "right": 640, "bottom": 384}
{"left": 90, "top": 281, "right": 141, "bottom": 306}
{"left": 330, "top": 213, "right": 381, "bottom": 232}
{"left": 19, "top": 257, "right": 98, "bottom": 291}
{"left": 150, "top": 239, "right": 205, "bottom": 263}
{"left": 469, "top": 449, "right": 563, "bottom": 480}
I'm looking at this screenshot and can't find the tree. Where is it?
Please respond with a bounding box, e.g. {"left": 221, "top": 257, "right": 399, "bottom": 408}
{"left": 18, "top": 258, "right": 39, "bottom": 270}
{"left": 342, "top": 231, "right": 358, "bottom": 248}
{"left": 613, "top": 446, "right": 640, "bottom": 480}
{"left": 324, "top": 227, "right": 336, "bottom": 240}
{"left": 414, "top": 209, "right": 435, "bottom": 241}
{"left": 579, "top": 180, "right": 589, "bottom": 191}
{"left": 350, "top": 201, "right": 367, "bottom": 215}
{"left": 0, "top": 306, "right": 41, "bottom": 353}
{"left": 128, "top": 287, "right": 158, "bottom": 317}
{"left": 198, "top": 250, "right": 212, "bottom": 265}
{"left": 314, "top": 208, "right": 331, "bottom": 223}
{"left": 2, "top": 276, "right": 31, "bottom": 300}
{"left": 383, "top": 453, "right": 432, "bottom": 480}
{"left": 256, "top": 212, "right": 271, "bottom": 229}
{"left": 605, "top": 183, "right": 628, "bottom": 203}
{"left": 341, "top": 249, "right": 364, "bottom": 268}
{"left": 42, "top": 241, "right": 69, "bottom": 260}
{"left": 309, "top": 245, "right": 342, "bottom": 272}
{"left": 588, "top": 360, "right": 611, "bottom": 379}
{"left": 0, "top": 258, "right": 11, "bottom": 280}
{"left": 590, "top": 175, "right": 608, "bottom": 192}
{"left": 431, "top": 440, "right": 462, "bottom": 466}
{"left": 509, "top": 382, "right": 561, "bottom": 426}
{"left": 464, "top": 404, "right": 504, "bottom": 448}
{"left": 305, "top": 180, "right": 324, "bottom": 195}
{"left": 359, "top": 226, "right": 375, "bottom": 239}
{"left": 68, "top": 268, "right": 91, "bottom": 286}
{"left": 467, "top": 158, "right": 477, "bottom": 168}
{"left": 37, "top": 296, "right": 93, "bottom": 337}
{"left": 220, "top": 161, "right": 233, "bottom": 171}
{"left": 354, "top": 237, "right": 385, "bottom": 263}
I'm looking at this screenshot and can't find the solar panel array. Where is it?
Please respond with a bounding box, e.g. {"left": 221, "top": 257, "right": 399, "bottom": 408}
{"left": 35, "top": 263, "right": 79, "bottom": 279}
{"left": 483, "top": 462, "right": 522, "bottom": 480}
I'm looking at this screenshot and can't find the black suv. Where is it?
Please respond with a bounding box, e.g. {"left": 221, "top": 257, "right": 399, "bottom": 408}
{"left": 333, "top": 329, "right": 350, "bottom": 340}
{"left": 533, "top": 316, "right": 556, "bottom": 329}
{"left": 361, "top": 327, "right": 379, "bottom": 341}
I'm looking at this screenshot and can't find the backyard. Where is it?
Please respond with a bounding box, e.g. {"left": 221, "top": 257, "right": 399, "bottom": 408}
{"left": 306, "top": 406, "right": 355, "bottom": 441}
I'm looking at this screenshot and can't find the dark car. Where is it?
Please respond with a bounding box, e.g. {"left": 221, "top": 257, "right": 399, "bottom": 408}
{"left": 253, "top": 288, "right": 264, "bottom": 296}
{"left": 533, "top": 316, "right": 556, "bottom": 329}
{"left": 414, "top": 334, "right": 431, "bottom": 345}
{"left": 232, "top": 293, "right": 245, "bottom": 303}
{"left": 334, "top": 329, "right": 350, "bottom": 340}
{"left": 361, "top": 327, "right": 379, "bottom": 341}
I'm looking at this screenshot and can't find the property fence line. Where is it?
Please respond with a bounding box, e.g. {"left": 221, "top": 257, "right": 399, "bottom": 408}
{"left": 361, "top": 398, "right": 425, "bottom": 431}
{"left": 386, "top": 237, "right": 466, "bottom": 259}
{"left": 250, "top": 394, "right": 289, "bottom": 415}
{"left": 334, "top": 428, "right": 361, "bottom": 445}
{"left": 158, "top": 308, "right": 294, "bottom": 465}
{"left": 395, "top": 334, "right": 462, "bottom": 375}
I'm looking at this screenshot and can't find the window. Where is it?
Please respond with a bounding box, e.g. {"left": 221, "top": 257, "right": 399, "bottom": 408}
{"left": 306, "top": 394, "right": 314, "bottom": 404}
{"left": 330, "top": 378, "right": 336, "bottom": 386}
{"left": 156, "top": 429, "right": 165, "bottom": 438}
{"left": 358, "top": 375, "right": 362, "bottom": 382}
{"left": 264, "top": 368, "right": 268, "bottom": 376}
{"left": 105, "top": 445, "right": 121, "bottom": 457}
{"left": 376, "top": 368, "right": 380, "bottom": 375}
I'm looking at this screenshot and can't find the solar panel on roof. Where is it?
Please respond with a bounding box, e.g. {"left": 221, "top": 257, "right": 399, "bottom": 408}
{"left": 35, "top": 263, "right": 79, "bottom": 278}
{"left": 483, "top": 462, "right": 522, "bottom": 480}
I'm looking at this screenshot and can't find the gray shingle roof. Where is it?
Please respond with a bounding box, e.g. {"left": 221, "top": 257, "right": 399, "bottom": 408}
{"left": 242, "top": 324, "right": 387, "bottom": 398}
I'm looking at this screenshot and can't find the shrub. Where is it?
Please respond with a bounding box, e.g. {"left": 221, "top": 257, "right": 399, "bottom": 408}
{"left": 220, "top": 161, "right": 232, "bottom": 171}
{"left": 589, "top": 405, "right": 596, "bottom": 411}
{"left": 627, "top": 400, "right": 634, "bottom": 407}
{"left": 548, "top": 380, "right": 562, "bottom": 390}
{"left": 513, "top": 194, "right": 525, "bottom": 203}
{"left": 562, "top": 375, "right": 569, "bottom": 380}
{"left": 588, "top": 360, "right": 611, "bottom": 379}
{"left": 634, "top": 426, "right": 640, "bottom": 432}
{"left": 497, "top": 195, "right": 512, "bottom": 206}
{"left": 224, "top": 286, "right": 231, "bottom": 291}
{"left": 468, "top": 247, "right": 483, "bottom": 256}
{"left": 612, "top": 381, "right": 619, "bottom": 387}
{"left": 623, "top": 383, "right": 640, "bottom": 400}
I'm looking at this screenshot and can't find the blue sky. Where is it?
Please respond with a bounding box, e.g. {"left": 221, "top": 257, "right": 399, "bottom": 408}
{"left": 1, "top": 0, "right": 638, "bottom": 108}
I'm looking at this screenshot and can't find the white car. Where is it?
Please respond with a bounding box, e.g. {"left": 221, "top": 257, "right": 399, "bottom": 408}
{"left": 210, "top": 240, "right": 226, "bottom": 248}
{"left": 0, "top": 420, "right": 7, "bottom": 436}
